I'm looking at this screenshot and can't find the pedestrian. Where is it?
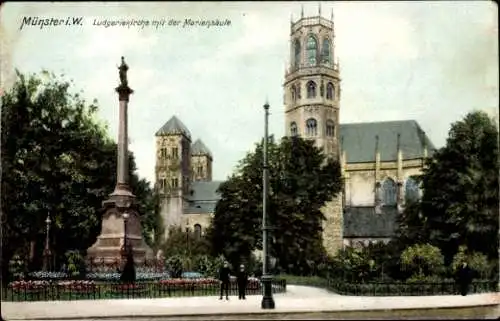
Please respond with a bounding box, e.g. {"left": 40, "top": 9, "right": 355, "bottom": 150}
{"left": 456, "top": 261, "right": 473, "bottom": 296}
{"left": 219, "top": 261, "right": 231, "bottom": 300}
{"left": 237, "top": 264, "right": 248, "bottom": 300}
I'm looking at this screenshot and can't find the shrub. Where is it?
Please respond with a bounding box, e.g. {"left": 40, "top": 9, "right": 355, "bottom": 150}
{"left": 400, "top": 244, "right": 445, "bottom": 279}
{"left": 166, "top": 255, "right": 184, "bottom": 278}
{"left": 451, "top": 245, "right": 494, "bottom": 279}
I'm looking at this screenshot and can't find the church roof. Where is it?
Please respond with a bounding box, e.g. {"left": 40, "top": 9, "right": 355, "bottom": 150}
{"left": 339, "top": 120, "right": 435, "bottom": 163}
{"left": 191, "top": 139, "right": 212, "bottom": 157}
{"left": 343, "top": 206, "right": 399, "bottom": 238}
{"left": 184, "top": 181, "right": 222, "bottom": 214}
{"left": 155, "top": 115, "right": 192, "bottom": 139}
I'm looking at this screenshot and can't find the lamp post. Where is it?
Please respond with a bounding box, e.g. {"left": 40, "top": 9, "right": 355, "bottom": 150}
{"left": 123, "top": 212, "right": 129, "bottom": 256}
{"left": 261, "top": 100, "right": 275, "bottom": 309}
{"left": 42, "top": 214, "right": 51, "bottom": 272}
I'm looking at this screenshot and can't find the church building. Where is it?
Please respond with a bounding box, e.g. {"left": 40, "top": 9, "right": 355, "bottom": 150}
{"left": 154, "top": 9, "right": 435, "bottom": 256}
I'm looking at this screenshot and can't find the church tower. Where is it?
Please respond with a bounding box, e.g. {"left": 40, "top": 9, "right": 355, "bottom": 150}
{"left": 155, "top": 116, "right": 192, "bottom": 240}
{"left": 191, "top": 139, "right": 213, "bottom": 182}
{"left": 284, "top": 7, "right": 344, "bottom": 256}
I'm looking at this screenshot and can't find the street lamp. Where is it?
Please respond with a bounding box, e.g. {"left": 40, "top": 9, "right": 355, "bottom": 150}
{"left": 42, "top": 214, "right": 51, "bottom": 272}
{"left": 123, "top": 212, "right": 130, "bottom": 255}
{"left": 261, "top": 100, "right": 275, "bottom": 309}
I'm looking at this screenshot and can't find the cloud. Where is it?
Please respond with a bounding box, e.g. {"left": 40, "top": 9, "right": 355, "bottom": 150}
{"left": 336, "top": 5, "right": 419, "bottom": 60}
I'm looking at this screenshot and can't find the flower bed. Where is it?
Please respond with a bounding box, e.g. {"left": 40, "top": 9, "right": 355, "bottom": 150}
{"left": 86, "top": 272, "right": 171, "bottom": 282}
{"left": 8, "top": 280, "right": 50, "bottom": 294}
{"left": 57, "top": 281, "right": 97, "bottom": 294}
{"left": 28, "top": 271, "right": 68, "bottom": 280}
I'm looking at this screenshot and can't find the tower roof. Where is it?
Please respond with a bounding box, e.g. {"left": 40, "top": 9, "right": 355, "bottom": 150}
{"left": 155, "top": 115, "right": 191, "bottom": 139}
{"left": 191, "top": 139, "right": 212, "bottom": 157}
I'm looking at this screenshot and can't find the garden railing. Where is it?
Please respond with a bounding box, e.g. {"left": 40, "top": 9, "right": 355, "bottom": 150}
{"left": 1, "top": 278, "right": 287, "bottom": 302}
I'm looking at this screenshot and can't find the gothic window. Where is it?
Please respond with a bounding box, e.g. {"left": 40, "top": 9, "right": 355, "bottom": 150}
{"left": 171, "top": 147, "right": 178, "bottom": 159}
{"left": 326, "top": 82, "right": 334, "bottom": 100}
{"left": 306, "top": 81, "right": 317, "bottom": 98}
{"left": 294, "top": 39, "right": 301, "bottom": 69}
{"left": 290, "top": 122, "right": 298, "bottom": 136}
{"left": 306, "top": 118, "right": 318, "bottom": 136}
{"left": 171, "top": 177, "right": 179, "bottom": 188}
{"left": 326, "top": 119, "right": 335, "bottom": 137}
{"left": 382, "top": 178, "right": 397, "bottom": 206}
{"left": 321, "top": 38, "right": 331, "bottom": 65}
{"left": 291, "top": 85, "right": 296, "bottom": 102}
{"left": 197, "top": 166, "right": 203, "bottom": 176}
{"left": 306, "top": 35, "right": 318, "bottom": 66}
{"left": 405, "top": 177, "right": 420, "bottom": 204}
{"left": 320, "top": 81, "right": 324, "bottom": 97}
{"left": 194, "top": 224, "right": 202, "bottom": 239}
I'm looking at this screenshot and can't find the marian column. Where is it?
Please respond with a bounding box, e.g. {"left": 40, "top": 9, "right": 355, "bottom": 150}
{"left": 87, "top": 57, "right": 153, "bottom": 267}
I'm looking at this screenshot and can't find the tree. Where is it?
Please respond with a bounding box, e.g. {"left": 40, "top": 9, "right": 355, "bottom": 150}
{"left": 208, "top": 136, "right": 342, "bottom": 274}
{"left": 396, "top": 111, "right": 499, "bottom": 263}
{"left": 422, "top": 111, "right": 498, "bottom": 261}
{"left": 1, "top": 70, "right": 158, "bottom": 278}
{"left": 160, "top": 226, "right": 211, "bottom": 259}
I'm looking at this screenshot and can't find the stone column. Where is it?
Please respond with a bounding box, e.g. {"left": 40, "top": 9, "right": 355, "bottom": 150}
{"left": 87, "top": 57, "right": 153, "bottom": 267}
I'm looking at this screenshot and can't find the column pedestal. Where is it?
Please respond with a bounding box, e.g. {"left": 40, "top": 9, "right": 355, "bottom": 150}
{"left": 86, "top": 192, "right": 154, "bottom": 266}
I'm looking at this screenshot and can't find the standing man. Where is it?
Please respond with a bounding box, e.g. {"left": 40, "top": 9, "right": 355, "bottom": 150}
{"left": 237, "top": 264, "right": 248, "bottom": 300}
{"left": 456, "top": 261, "right": 473, "bottom": 296}
{"left": 219, "top": 261, "right": 231, "bottom": 300}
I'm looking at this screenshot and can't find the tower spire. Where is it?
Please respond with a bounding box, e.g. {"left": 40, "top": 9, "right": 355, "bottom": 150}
{"left": 318, "top": 2, "right": 321, "bottom": 16}
{"left": 301, "top": 5, "right": 304, "bottom": 18}
{"left": 331, "top": 8, "right": 334, "bottom": 21}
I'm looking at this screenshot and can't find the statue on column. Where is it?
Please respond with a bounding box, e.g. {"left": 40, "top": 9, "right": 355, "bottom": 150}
{"left": 118, "top": 56, "right": 129, "bottom": 86}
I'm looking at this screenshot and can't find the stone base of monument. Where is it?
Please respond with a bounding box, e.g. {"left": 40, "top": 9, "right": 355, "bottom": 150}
{"left": 86, "top": 191, "right": 154, "bottom": 268}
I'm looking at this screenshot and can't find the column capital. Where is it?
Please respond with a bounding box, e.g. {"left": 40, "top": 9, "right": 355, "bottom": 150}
{"left": 116, "top": 85, "right": 134, "bottom": 102}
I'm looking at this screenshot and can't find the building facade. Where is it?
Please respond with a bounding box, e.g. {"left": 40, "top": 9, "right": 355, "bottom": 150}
{"left": 154, "top": 10, "right": 435, "bottom": 255}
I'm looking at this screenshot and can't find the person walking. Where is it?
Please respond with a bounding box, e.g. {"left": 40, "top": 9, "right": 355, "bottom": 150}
{"left": 456, "top": 261, "right": 473, "bottom": 296}
{"left": 237, "top": 264, "right": 248, "bottom": 300}
{"left": 219, "top": 261, "right": 231, "bottom": 300}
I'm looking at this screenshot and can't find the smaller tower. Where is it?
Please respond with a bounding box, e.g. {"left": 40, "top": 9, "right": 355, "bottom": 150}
{"left": 191, "top": 139, "right": 213, "bottom": 182}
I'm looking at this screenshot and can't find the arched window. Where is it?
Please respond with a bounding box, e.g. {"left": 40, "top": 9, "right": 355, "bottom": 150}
{"left": 307, "top": 81, "right": 317, "bottom": 98}
{"left": 294, "top": 39, "right": 301, "bottom": 69}
{"left": 326, "top": 82, "right": 335, "bottom": 100}
{"left": 306, "top": 118, "right": 317, "bottom": 136}
{"left": 321, "top": 38, "right": 331, "bottom": 65}
{"left": 306, "top": 35, "right": 318, "bottom": 66}
{"left": 382, "top": 178, "right": 397, "bottom": 206}
{"left": 290, "top": 122, "right": 298, "bottom": 136}
{"left": 326, "top": 119, "right": 335, "bottom": 137}
{"left": 405, "top": 177, "right": 420, "bottom": 204}
{"left": 290, "top": 85, "right": 296, "bottom": 102}
{"left": 194, "top": 224, "right": 202, "bottom": 239}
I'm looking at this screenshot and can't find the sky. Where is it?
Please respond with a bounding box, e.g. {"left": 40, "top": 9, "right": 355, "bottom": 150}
{"left": 1, "top": 1, "right": 498, "bottom": 184}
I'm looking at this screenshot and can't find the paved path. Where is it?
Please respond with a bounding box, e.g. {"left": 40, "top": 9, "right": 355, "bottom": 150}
{"left": 2, "top": 286, "right": 499, "bottom": 320}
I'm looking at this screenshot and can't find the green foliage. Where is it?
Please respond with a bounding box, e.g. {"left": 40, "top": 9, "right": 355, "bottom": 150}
{"left": 208, "top": 135, "right": 342, "bottom": 274}
{"left": 1, "top": 70, "right": 158, "bottom": 277}
{"left": 414, "top": 111, "right": 499, "bottom": 262}
{"left": 160, "top": 226, "right": 211, "bottom": 259}
{"left": 166, "top": 255, "right": 184, "bottom": 278}
{"left": 400, "top": 244, "right": 445, "bottom": 278}
{"left": 451, "top": 245, "right": 494, "bottom": 279}
{"left": 329, "top": 247, "right": 377, "bottom": 282}
{"left": 64, "top": 250, "right": 84, "bottom": 277}
{"left": 8, "top": 255, "right": 26, "bottom": 281}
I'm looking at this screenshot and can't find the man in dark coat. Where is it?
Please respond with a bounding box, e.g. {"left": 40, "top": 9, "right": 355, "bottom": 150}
{"left": 456, "top": 261, "right": 473, "bottom": 296}
{"left": 219, "top": 261, "right": 231, "bottom": 300}
{"left": 237, "top": 264, "right": 248, "bottom": 300}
